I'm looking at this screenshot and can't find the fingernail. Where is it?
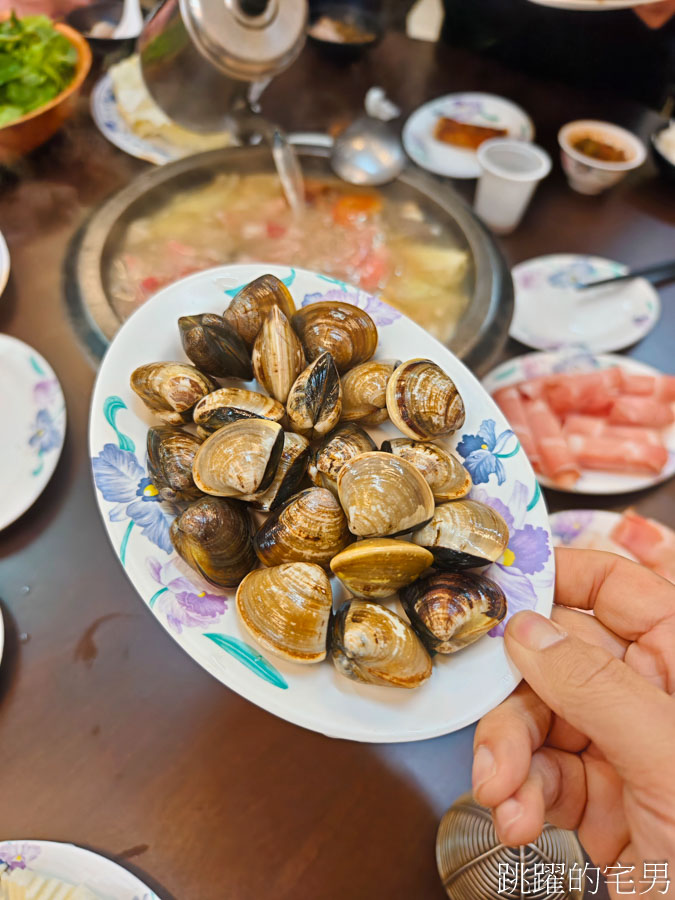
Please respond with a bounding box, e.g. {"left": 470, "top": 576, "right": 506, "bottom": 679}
{"left": 472, "top": 745, "right": 496, "bottom": 794}
{"left": 496, "top": 798, "right": 522, "bottom": 831}
{"left": 506, "top": 611, "right": 567, "bottom": 651}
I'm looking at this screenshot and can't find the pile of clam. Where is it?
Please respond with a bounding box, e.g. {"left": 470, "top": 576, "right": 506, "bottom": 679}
{"left": 131, "top": 274, "right": 509, "bottom": 691}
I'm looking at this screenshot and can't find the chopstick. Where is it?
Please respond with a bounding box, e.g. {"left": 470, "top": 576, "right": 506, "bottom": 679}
{"left": 576, "top": 259, "right": 675, "bottom": 290}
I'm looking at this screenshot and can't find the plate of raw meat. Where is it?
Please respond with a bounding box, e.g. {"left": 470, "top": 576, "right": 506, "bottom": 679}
{"left": 484, "top": 350, "right": 675, "bottom": 494}
{"left": 550, "top": 508, "right": 675, "bottom": 584}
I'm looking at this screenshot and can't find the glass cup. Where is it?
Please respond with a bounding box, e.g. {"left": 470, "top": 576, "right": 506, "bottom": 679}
{"left": 474, "top": 139, "right": 552, "bottom": 235}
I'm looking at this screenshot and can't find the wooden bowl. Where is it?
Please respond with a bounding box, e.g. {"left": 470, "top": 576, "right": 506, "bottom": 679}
{"left": 0, "top": 20, "right": 92, "bottom": 164}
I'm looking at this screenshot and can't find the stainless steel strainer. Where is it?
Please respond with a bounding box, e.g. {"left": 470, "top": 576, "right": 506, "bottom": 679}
{"left": 436, "top": 792, "right": 586, "bottom": 900}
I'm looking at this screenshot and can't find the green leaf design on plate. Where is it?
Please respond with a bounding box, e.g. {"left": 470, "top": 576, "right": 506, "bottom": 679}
{"left": 120, "top": 519, "right": 134, "bottom": 566}
{"left": 526, "top": 481, "right": 542, "bottom": 511}
{"left": 104, "top": 395, "right": 135, "bottom": 452}
{"left": 204, "top": 633, "right": 288, "bottom": 690}
{"left": 29, "top": 355, "right": 46, "bottom": 376}
{"left": 493, "top": 364, "right": 517, "bottom": 382}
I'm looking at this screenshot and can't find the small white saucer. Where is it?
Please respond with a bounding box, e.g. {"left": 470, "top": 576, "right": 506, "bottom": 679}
{"left": 0, "top": 335, "right": 67, "bottom": 530}
{"left": 510, "top": 254, "right": 661, "bottom": 353}
{"left": 0, "top": 230, "right": 10, "bottom": 299}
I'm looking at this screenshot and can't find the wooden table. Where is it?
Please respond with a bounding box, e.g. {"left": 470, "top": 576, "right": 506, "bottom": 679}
{"left": 0, "top": 33, "right": 672, "bottom": 900}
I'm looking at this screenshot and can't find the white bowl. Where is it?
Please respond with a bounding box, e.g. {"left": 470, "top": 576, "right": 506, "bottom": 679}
{"left": 558, "top": 119, "right": 646, "bottom": 195}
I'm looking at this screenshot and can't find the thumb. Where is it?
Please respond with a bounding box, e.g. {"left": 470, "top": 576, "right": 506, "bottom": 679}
{"left": 504, "top": 611, "right": 675, "bottom": 786}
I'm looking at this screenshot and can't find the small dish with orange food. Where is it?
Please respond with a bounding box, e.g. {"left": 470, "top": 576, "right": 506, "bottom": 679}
{"left": 558, "top": 119, "right": 646, "bottom": 195}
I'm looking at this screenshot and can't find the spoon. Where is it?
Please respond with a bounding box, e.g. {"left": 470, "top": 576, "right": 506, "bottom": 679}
{"left": 331, "top": 116, "right": 405, "bottom": 186}
{"left": 112, "top": 0, "right": 143, "bottom": 39}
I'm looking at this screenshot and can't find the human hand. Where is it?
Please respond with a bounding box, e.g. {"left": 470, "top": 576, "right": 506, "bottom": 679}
{"left": 473, "top": 548, "right": 675, "bottom": 898}
{"left": 634, "top": 0, "right": 675, "bottom": 28}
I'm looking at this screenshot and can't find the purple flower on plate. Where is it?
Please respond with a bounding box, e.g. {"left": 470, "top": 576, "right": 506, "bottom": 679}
{"left": 302, "top": 287, "right": 401, "bottom": 327}
{"left": 472, "top": 481, "right": 551, "bottom": 636}
{"left": 147, "top": 558, "right": 227, "bottom": 634}
{"left": 456, "top": 419, "right": 517, "bottom": 485}
{"left": 514, "top": 269, "right": 540, "bottom": 291}
{"left": 445, "top": 99, "right": 483, "bottom": 119}
{"left": 92, "top": 443, "right": 174, "bottom": 554}
{"left": 0, "top": 842, "right": 41, "bottom": 870}
{"left": 33, "top": 377, "right": 59, "bottom": 405}
{"left": 29, "top": 408, "right": 61, "bottom": 454}
{"left": 550, "top": 509, "right": 595, "bottom": 545}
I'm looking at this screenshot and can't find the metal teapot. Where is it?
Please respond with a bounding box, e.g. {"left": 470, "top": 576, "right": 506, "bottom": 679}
{"left": 138, "top": 0, "right": 308, "bottom": 133}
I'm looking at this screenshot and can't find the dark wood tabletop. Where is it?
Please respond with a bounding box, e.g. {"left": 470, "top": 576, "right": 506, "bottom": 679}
{"left": 0, "top": 31, "right": 672, "bottom": 900}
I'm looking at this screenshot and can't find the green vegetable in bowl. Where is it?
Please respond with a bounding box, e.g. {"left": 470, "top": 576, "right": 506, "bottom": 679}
{"left": 0, "top": 12, "right": 78, "bottom": 127}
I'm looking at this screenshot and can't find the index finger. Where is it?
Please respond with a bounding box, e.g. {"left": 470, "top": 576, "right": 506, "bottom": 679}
{"left": 553, "top": 547, "right": 675, "bottom": 642}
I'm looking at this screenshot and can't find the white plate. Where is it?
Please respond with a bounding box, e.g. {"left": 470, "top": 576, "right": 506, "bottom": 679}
{"left": 528, "top": 0, "right": 656, "bottom": 10}
{"left": 0, "top": 840, "right": 156, "bottom": 899}
{"left": 403, "top": 92, "right": 535, "bottom": 179}
{"left": 91, "top": 73, "right": 177, "bottom": 166}
{"left": 0, "top": 336, "right": 67, "bottom": 530}
{"left": 483, "top": 350, "right": 675, "bottom": 495}
{"left": 511, "top": 254, "right": 660, "bottom": 353}
{"left": 0, "top": 230, "right": 9, "bottom": 298}
{"left": 89, "top": 264, "right": 554, "bottom": 743}
{"left": 549, "top": 509, "right": 636, "bottom": 558}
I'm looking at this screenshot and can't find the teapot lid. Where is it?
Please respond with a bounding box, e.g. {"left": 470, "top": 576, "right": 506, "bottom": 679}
{"left": 180, "top": 0, "right": 307, "bottom": 81}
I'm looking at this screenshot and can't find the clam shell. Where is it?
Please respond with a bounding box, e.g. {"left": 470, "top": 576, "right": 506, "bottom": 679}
{"left": 386, "top": 358, "right": 465, "bottom": 440}
{"left": 146, "top": 426, "right": 203, "bottom": 503}
{"left": 252, "top": 306, "right": 307, "bottom": 404}
{"left": 236, "top": 562, "right": 332, "bottom": 664}
{"left": 291, "top": 301, "right": 377, "bottom": 373}
{"left": 130, "top": 362, "right": 216, "bottom": 424}
{"left": 331, "top": 600, "right": 432, "bottom": 688}
{"left": 340, "top": 360, "right": 397, "bottom": 426}
{"left": 411, "top": 500, "right": 509, "bottom": 569}
{"left": 286, "top": 352, "right": 342, "bottom": 440}
{"left": 223, "top": 273, "right": 296, "bottom": 349}
{"left": 192, "top": 419, "right": 284, "bottom": 497}
{"left": 243, "top": 432, "right": 310, "bottom": 512}
{"left": 330, "top": 539, "right": 433, "bottom": 600}
{"left": 381, "top": 438, "right": 472, "bottom": 502}
{"left": 400, "top": 572, "right": 507, "bottom": 653}
{"left": 170, "top": 496, "right": 256, "bottom": 588}
{"left": 178, "top": 313, "right": 252, "bottom": 379}
{"left": 337, "top": 451, "right": 435, "bottom": 538}
{"left": 254, "top": 487, "right": 352, "bottom": 568}
{"left": 308, "top": 424, "right": 377, "bottom": 495}
{"left": 193, "top": 387, "right": 285, "bottom": 433}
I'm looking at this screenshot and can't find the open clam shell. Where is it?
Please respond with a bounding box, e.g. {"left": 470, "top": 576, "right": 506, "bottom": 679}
{"left": 130, "top": 362, "right": 216, "bottom": 425}
{"left": 223, "top": 273, "right": 296, "bottom": 349}
{"left": 400, "top": 572, "right": 507, "bottom": 654}
{"left": 252, "top": 306, "right": 307, "bottom": 404}
{"left": 193, "top": 387, "right": 285, "bottom": 433}
{"left": 178, "top": 313, "right": 252, "bottom": 380}
{"left": 340, "top": 360, "right": 397, "bottom": 426}
{"left": 386, "top": 358, "right": 465, "bottom": 440}
{"left": 254, "top": 487, "right": 352, "bottom": 568}
{"left": 243, "top": 432, "right": 310, "bottom": 512}
{"left": 381, "top": 438, "right": 472, "bottom": 503}
{"left": 330, "top": 538, "right": 433, "bottom": 600}
{"left": 236, "top": 562, "right": 333, "bottom": 664}
{"left": 411, "top": 500, "right": 509, "bottom": 569}
{"left": 170, "top": 496, "right": 256, "bottom": 588}
{"left": 192, "top": 419, "right": 284, "bottom": 497}
{"left": 286, "top": 352, "right": 342, "bottom": 440}
{"left": 337, "top": 451, "right": 435, "bottom": 538}
{"left": 146, "top": 426, "right": 203, "bottom": 503}
{"left": 331, "top": 600, "right": 432, "bottom": 688}
{"left": 291, "top": 300, "right": 377, "bottom": 373}
{"left": 308, "top": 424, "right": 376, "bottom": 495}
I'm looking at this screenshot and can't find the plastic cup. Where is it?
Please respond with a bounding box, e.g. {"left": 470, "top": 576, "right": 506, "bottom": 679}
{"left": 474, "top": 139, "right": 552, "bottom": 235}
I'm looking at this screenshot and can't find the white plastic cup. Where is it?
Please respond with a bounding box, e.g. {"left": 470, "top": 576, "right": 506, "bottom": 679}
{"left": 474, "top": 139, "right": 552, "bottom": 235}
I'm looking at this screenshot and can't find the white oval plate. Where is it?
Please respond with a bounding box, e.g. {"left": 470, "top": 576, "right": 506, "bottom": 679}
{"left": 549, "top": 509, "right": 636, "bottom": 559}
{"left": 0, "top": 840, "right": 156, "bottom": 899}
{"left": 91, "top": 73, "right": 177, "bottom": 166}
{"left": 511, "top": 254, "right": 660, "bottom": 353}
{"left": 0, "top": 230, "right": 9, "bottom": 299}
{"left": 0, "top": 335, "right": 67, "bottom": 531}
{"left": 483, "top": 350, "right": 675, "bottom": 496}
{"left": 403, "top": 92, "right": 535, "bottom": 179}
{"left": 528, "top": 0, "right": 657, "bottom": 10}
{"left": 89, "top": 264, "right": 554, "bottom": 743}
